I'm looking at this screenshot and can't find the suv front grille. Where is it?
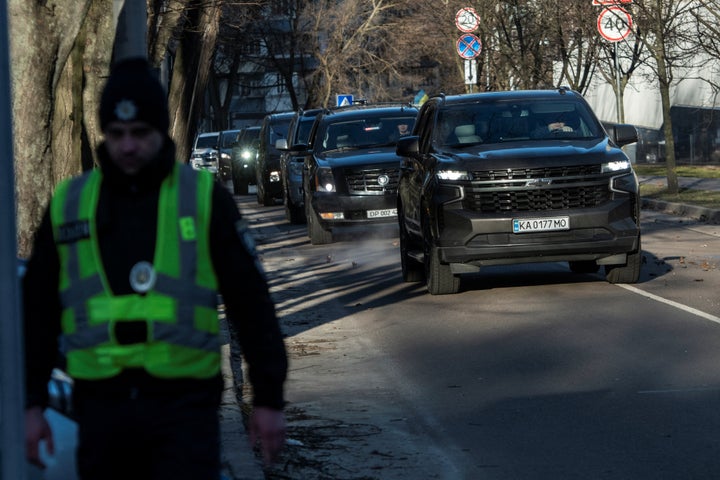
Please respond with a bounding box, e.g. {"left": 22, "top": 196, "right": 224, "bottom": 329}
{"left": 345, "top": 167, "right": 399, "bottom": 194}
{"left": 463, "top": 165, "right": 610, "bottom": 213}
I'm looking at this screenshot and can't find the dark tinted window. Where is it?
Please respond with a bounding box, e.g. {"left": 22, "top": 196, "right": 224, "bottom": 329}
{"left": 437, "top": 99, "right": 602, "bottom": 147}
{"left": 317, "top": 114, "right": 417, "bottom": 152}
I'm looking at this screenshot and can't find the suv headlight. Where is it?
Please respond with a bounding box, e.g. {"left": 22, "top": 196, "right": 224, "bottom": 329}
{"left": 315, "top": 167, "right": 336, "bottom": 192}
{"left": 437, "top": 170, "right": 471, "bottom": 181}
{"left": 601, "top": 160, "right": 631, "bottom": 173}
{"left": 241, "top": 148, "right": 254, "bottom": 160}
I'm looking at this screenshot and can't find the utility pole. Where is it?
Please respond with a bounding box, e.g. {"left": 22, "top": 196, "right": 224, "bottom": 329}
{"left": 0, "top": 0, "right": 27, "bottom": 478}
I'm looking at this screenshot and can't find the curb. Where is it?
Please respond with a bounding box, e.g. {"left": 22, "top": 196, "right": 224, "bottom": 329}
{"left": 641, "top": 197, "right": 720, "bottom": 223}
{"left": 220, "top": 343, "right": 266, "bottom": 480}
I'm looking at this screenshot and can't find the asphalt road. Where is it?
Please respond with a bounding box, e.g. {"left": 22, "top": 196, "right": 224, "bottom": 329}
{"left": 236, "top": 195, "right": 720, "bottom": 480}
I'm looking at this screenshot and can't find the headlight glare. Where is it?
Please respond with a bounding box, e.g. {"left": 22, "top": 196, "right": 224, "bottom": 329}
{"left": 437, "top": 170, "right": 471, "bottom": 181}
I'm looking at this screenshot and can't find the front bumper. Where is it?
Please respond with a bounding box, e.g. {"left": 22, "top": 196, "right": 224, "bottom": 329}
{"left": 434, "top": 198, "right": 640, "bottom": 267}
{"left": 312, "top": 192, "right": 397, "bottom": 226}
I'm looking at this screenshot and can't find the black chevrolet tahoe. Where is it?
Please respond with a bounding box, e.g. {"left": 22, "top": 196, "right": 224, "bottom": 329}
{"left": 396, "top": 89, "right": 641, "bottom": 295}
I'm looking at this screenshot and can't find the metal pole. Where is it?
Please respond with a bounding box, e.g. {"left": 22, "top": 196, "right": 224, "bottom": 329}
{"left": 113, "top": 0, "right": 147, "bottom": 61}
{"left": 0, "top": 0, "right": 28, "bottom": 477}
{"left": 615, "top": 42, "right": 622, "bottom": 123}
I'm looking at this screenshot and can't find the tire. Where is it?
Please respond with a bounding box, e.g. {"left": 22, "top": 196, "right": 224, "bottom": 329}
{"left": 569, "top": 260, "right": 600, "bottom": 274}
{"left": 233, "top": 172, "right": 249, "bottom": 195}
{"left": 307, "top": 204, "right": 332, "bottom": 245}
{"left": 399, "top": 210, "right": 424, "bottom": 282}
{"left": 287, "top": 203, "right": 305, "bottom": 224}
{"left": 422, "top": 213, "right": 459, "bottom": 295}
{"left": 284, "top": 187, "right": 306, "bottom": 224}
{"left": 262, "top": 188, "right": 275, "bottom": 207}
{"left": 605, "top": 237, "right": 642, "bottom": 284}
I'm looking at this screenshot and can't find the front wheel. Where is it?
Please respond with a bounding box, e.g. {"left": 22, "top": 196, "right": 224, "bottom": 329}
{"left": 307, "top": 202, "right": 333, "bottom": 245}
{"left": 233, "top": 172, "right": 249, "bottom": 195}
{"left": 399, "top": 210, "right": 423, "bottom": 282}
{"left": 605, "top": 238, "right": 642, "bottom": 284}
{"left": 422, "top": 213, "right": 459, "bottom": 295}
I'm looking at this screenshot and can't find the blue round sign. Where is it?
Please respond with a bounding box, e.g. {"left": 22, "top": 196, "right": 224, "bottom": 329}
{"left": 456, "top": 33, "right": 482, "bottom": 59}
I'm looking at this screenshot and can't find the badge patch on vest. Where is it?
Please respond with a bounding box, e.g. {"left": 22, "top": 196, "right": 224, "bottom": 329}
{"left": 56, "top": 220, "right": 90, "bottom": 244}
{"left": 130, "top": 261, "right": 157, "bottom": 293}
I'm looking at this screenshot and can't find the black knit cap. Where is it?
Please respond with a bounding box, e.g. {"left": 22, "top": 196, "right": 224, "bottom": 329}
{"left": 99, "top": 57, "right": 169, "bottom": 133}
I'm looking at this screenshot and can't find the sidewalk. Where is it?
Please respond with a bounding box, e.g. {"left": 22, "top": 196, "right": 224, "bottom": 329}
{"left": 219, "top": 334, "right": 266, "bottom": 479}
{"left": 638, "top": 175, "right": 720, "bottom": 223}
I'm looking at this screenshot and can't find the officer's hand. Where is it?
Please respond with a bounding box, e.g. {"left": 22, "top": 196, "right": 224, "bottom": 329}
{"left": 249, "top": 406, "right": 286, "bottom": 466}
{"left": 25, "top": 406, "right": 54, "bottom": 469}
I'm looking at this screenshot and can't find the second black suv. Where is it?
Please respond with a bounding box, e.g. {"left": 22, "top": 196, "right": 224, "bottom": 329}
{"left": 397, "top": 89, "right": 641, "bottom": 295}
{"left": 302, "top": 103, "right": 418, "bottom": 244}
{"left": 277, "top": 109, "right": 322, "bottom": 224}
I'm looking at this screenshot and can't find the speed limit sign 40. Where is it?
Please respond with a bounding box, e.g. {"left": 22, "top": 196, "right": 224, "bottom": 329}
{"left": 597, "top": 7, "right": 632, "bottom": 42}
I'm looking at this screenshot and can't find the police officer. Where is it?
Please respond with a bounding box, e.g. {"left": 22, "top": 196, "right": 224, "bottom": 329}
{"left": 23, "top": 58, "right": 288, "bottom": 479}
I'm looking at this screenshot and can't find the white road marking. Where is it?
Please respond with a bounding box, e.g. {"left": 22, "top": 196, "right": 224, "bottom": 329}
{"left": 618, "top": 284, "right": 720, "bottom": 325}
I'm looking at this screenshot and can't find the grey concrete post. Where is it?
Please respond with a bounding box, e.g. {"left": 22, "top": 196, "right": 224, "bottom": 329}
{"left": 0, "top": 0, "right": 28, "bottom": 478}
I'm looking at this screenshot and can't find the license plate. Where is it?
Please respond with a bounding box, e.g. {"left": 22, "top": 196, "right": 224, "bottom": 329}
{"left": 513, "top": 216, "right": 569, "bottom": 233}
{"left": 367, "top": 208, "right": 397, "bottom": 218}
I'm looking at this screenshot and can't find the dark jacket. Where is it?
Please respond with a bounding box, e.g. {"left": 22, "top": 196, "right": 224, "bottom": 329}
{"left": 24, "top": 138, "right": 287, "bottom": 410}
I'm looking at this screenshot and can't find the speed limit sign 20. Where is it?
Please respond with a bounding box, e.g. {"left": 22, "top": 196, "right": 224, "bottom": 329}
{"left": 597, "top": 6, "right": 633, "bottom": 42}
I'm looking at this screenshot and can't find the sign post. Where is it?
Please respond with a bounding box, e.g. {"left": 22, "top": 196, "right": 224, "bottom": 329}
{"left": 454, "top": 7, "right": 481, "bottom": 92}
{"left": 596, "top": 5, "right": 633, "bottom": 123}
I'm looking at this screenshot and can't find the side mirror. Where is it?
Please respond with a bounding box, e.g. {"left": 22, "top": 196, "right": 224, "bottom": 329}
{"left": 613, "top": 124, "right": 638, "bottom": 147}
{"left": 396, "top": 135, "right": 420, "bottom": 157}
{"left": 276, "top": 139, "right": 288, "bottom": 150}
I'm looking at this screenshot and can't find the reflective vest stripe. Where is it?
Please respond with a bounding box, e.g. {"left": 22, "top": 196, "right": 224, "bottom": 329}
{"left": 60, "top": 174, "right": 103, "bottom": 334}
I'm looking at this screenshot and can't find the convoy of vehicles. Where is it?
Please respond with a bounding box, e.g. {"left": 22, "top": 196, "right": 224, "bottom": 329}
{"left": 189, "top": 89, "right": 642, "bottom": 293}
{"left": 396, "top": 88, "right": 642, "bottom": 294}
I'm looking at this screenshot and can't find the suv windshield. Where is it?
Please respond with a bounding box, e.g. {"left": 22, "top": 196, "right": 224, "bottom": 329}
{"left": 195, "top": 134, "right": 218, "bottom": 149}
{"left": 436, "top": 99, "right": 602, "bottom": 147}
{"left": 318, "top": 114, "right": 417, "bottom": 152}
{"left": 220, "top": 131, "right": 239, "bottom": 149}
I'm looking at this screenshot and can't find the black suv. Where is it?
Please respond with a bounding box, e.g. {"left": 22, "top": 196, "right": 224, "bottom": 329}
{"left": 277, "top": 109, "right": 322, "bottom": 224}
{"left": 302, "top": 103, "right": 418, "bottom": 244}
{"left": 231, "top": 125, "right": 260, "bottom": 195}
{"left": 397, "top": 89, "right": 641, "bottom": 295}
{"left": 256, "top": 111, "right": 295, "bottom": 206}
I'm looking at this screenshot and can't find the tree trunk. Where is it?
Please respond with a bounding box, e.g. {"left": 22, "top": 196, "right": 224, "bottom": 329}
{"left": 168, "top": 1, "right": 221, "bottom": 163}
{"left": 9, "top": 0, "right": 96, "bottom": 257}
{"left": 656, "top": 56, "right": 679, "bottom": 194}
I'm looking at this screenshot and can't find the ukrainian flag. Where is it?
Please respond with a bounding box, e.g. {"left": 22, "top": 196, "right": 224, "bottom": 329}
{"left": 413, "top": 90, "right": 428, "bottom": 106}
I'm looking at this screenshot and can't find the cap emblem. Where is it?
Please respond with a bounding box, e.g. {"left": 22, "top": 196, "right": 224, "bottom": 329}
{"left": 115, "top": 99, "right": 138, "bottom": 121}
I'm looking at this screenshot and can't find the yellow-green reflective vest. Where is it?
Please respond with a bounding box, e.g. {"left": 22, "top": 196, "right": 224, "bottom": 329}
{"left": 50, "top": 164, "right": 221, "bottom": 380}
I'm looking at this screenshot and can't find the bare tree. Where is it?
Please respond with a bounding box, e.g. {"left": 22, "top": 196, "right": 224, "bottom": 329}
{"left": 298, "top": 0, "right": 404, "bottom": 107}
{"left": 631, "top": 0, "right": 703, "bottom": 193}
{"left": 549, "top": 1, "right": 604, "bottom": 94}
